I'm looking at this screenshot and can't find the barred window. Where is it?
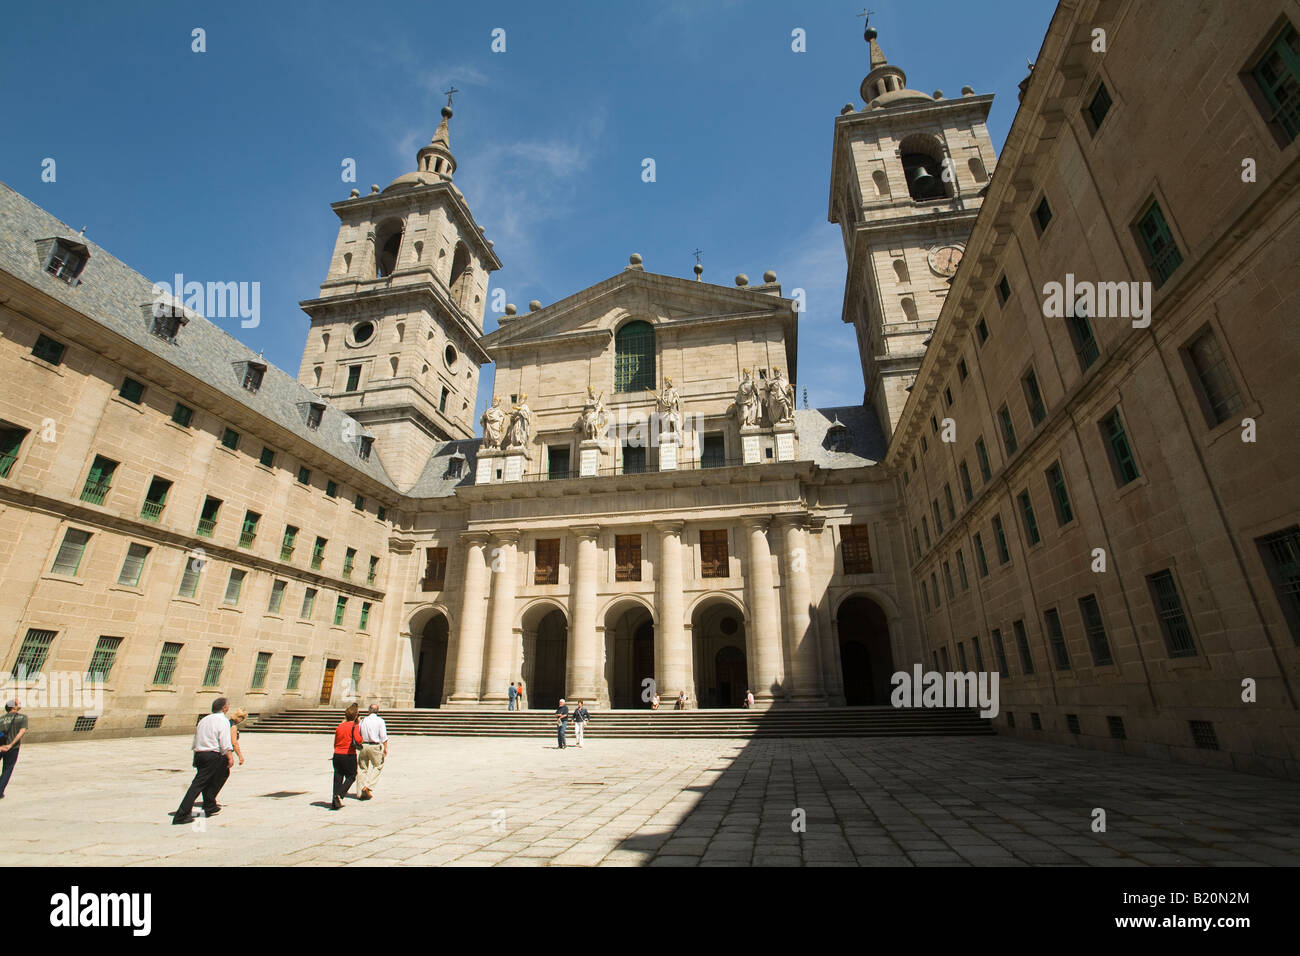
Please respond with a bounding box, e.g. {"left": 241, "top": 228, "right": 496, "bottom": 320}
{"left": 614, "top": 321, "right": 655, "bottom": 392}
{"left": 202, "top": 647, "right": 228, "bottom": 687}
{"left": 153, "top": 642, "right": 183, "bottom": 685}
{"left": 1079, "top": 594, "right": 1114, "bottom": 665}
{"left": 535, "top": 538, "right": 560, "bottom": 585}
{"left": 423, "top": 547, "right": 447, "bottom": 590}
{"left": 52, "top": 528, "right": 92, "bottom": 576}
{"left": 87, "top": 635, "right": 123, "bottom": 682}
{"left": 251, "top": 652, "right": 272, "bottom": 690}
{"left": 287, "top": 655, "right": 304, "bottom": 691}
{"left": 1013, "top": 620, "right": 1034, "bottom": 674}
{"left": 700, "top": 529, "right": 729, "bottom": 579}
{"left": 1044, "top": 608, "right": 1070, "bottom": 670}
{"left": 117, "top": 542, "right": 151, "bottom": 587}
{"left": 615, "top": 534, "right": 642, "bottom": 582}
{"left": 1258, "top": 526, "right": 1300, "bottom": 643}
{"left": 1148, "top": 570, "right": 1197, "bottom": 657}
{"left": 13, "top": 628, "right": 56, "bottom": 678}
{"left": 1185, "top": 327, "right": 1243, "bottom": 426}
{"left": 841, "top": 525, "right": 872, "bottom": 574}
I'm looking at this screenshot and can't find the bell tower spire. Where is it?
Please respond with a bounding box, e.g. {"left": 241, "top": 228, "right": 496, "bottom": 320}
{"left": 416, "top": 89, "right": 458, "bottom": 183}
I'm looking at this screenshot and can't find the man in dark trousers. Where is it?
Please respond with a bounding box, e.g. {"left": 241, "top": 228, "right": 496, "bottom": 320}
{"left": 0, "top": 699, "right": 29, "bottom": 798}
{"left": 171, "top": 698, "right": 234, "bottom": 825}
{"left": 554, "top": 698, "right": 569, "bottom": 749}
{"left": 508, "top": 682, "right": 517, "bottom": 711}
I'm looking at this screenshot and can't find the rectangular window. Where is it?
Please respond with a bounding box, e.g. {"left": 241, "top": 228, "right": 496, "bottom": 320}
{"left": 377, "top": 506, "right": 387, "bottom": 523}
{"left": 439, "top": 387, "right": 449, "bottom": 413}
{"left": 622, "top": 443, "right": 646, "bottom": 475}
{"left": 957, "top": 358, "right": 969, "bottom": 381}
{"left": 943, "top": 484, "right": 956, "bottom": 521}
{"left": 975, "top": 436, "right": 991, "bottom": 482}
{"left": 943, "top": 386, "right": 953, "bottom": 408}
{"left": 615, "top": 534, "right": 642, "bottom": 582}
{"left": 119, "top": 377, "right": 146, "bottom": 404}
{"left": 700, "top": 529, "right": 729, "bottom": 579}
{"left": 957, "top": 641, "right": 967, "bottom": 670}
{"left": 242, "top": 364, "right": 265, "bottom": 393}
{"left": 991, "top": 628, "right": 1009, "bottom": 676}
{"left": 1046, "top": 462, "right": 1074, "bottom": 525}
{"left": 1184, "top": 327, "right": 1243, "bottom": 426}
{"left": 171, "top": 403, "right": 194, "bottom": 427}
{"left": 353, "top": 494, "right": 365, "bottom": 513}
{"left": 972, "top": 635, "right": 984, "bottom": 671}
{"left": 841, "top": 525, "right": 872, "bottom": 574}
{"left": 976, "top": 318, "right": 989, "bottom": 345}
{"left": 1013, "top": 620, "right": 1034, "bottom": 674}
{"left": 343, "top": 547, "right": 356, "bottom": 578}
{"left": 220, "top": 427, "right": 240, "bottom": 451}
{"left": 940, "top": 646, "right": 950, "bottom": 672}
{"left": 312, "top": 537, "right": 327, "bottom": 570}
{"left": 932, "top": 500, "right": 944, "bottom": 536}
{"left": 251, "top": 651, "right": 272, "bottom": 690}
{"left": 80, "top": 455, "right": 118, "bottom": 505}
{"left": 259, "top": 446, "right": 275, "bottom": 468}
{"left": 197, "top": 496, "right": 221, "bottom": 538}
{"left": 297, "top": 466, "right": 311, "bottom": 485}
{"left": 920, "top": 578, "right": 930, "bottom": 613}
{"left": 959, "top": 461, "right": 973, "bottom": 504}
{"left": 921, "top": 517, "right": 931, "bottom": 550}
{"left": 333, "top": 596, "right": 348, "bottom": 626}
{"left": 956, "top": 549, "right": 969, "bottom": 590}
{"left": 117, "top": 542, "right": 151, "bottom": 586}
{"left": 992, "top": 515, "right": 1010, "bottom": 564}
{"left": 423, "top": 547, "right": 447, "bottom": 590}
{"left": 931, "top": 572, "right": 941, "bottom": 608}
{"left": 301, "top": 588, "right": 317, "bottom": 619}
{"left": 202, "top": 647, "right": 228, "bottom": 687}
{"left": 281, "top": 526, "right": 298, "bottom": 561}
{"left": 1079, "top": 594, "right": 1114, "bottom": 665}
{"left": 326, "top": 480, "right": 338, "bottom": 498}
{"left": 1044, "top": 608, "right": 1070, "bottom": 670}
{"left": 1136, "top": 200, "right": 1183, "bottom": 286}
{"left": 306, "top": 404, "right": 324, "bottom": 430}
{"left": 930, "top": 415, "right": 938, "bottom": 435}
{"left": 239, "top": 511, "right": 260, "bottom": 549}
{"left": 1101, "top": 410, "right": 1140, "bottom": 486}
{"left": 1068, "top": 309, "right": 1100, "bottom": 371}
{"left": 152, "top": 642, "right": 183, "bottom": 686}
{"left": 535, "top": 538, "right": 560, "bottom": 585}
{"left": 974, "top": 533, "right": 989, "bottom": 577}
{"left": 223, "top": 569, "right": 246, "bottom": 605}
{"left": 1034, "top": 196, "right": 1052, "bottom": 233}
{"left": 1148, "top": 570, "right": 1197, "bottom": 657}
{"left": 1022, "top": 369, "right": 1046, "bottom": 426}
{"left": 268, "top": 579, "right": 287, "bottom": 614}
{"left": 52, "top": 528, "right": 92, "bottom": 576}
{"left": 32, "top": 333, "right": 67, "bottom": 365}
{"left": 1086, "top": 82, "right": 1112, "bottom": 131}
{"left": 547, "top": 445, "right": 571, "bottom": 479}
{"left": 368, "top": 555, "right": 380, "bottom": 585}
{"left": 351, "top": 662, "right": 363, "bottom": 689}
{"left": 12, "top": 628, "right": 56, "bottom": 678}
{"left": 0, "top": 425, "right": 28, "bottom": 479}
{"left": 1251, "top": 22, "right": 1300, "bottom": 142}
{"left": 1258, "top": 526, "right": 1300, "bottom": 644}
{"left": 87, "top": 635, "right": 123, "bottom": 682}
{"left": 178, "top": 556, "right": 202, "bottom": 598}
{"left": 998, "top": 405, "right": 1018, "bottom": 456}
{"left": 701, "top": 433, "right": 726, "bottom": 469}
{"left": 996, "top": 275, "right": 1011, "bottom": 305}
{"left": 1018, "top": 491, "right": 1041, "bottom": 546}
{"left": 911, "top": 527, "right": 921, "bottom": 560}
{"left": 141, "top": 476, "right": 171, "bottom": 522}
{"left": 287, "top": 655, "right": 304, "bottom": 691}
{"left": 943, "top": 561, "right": 954, "bottom": 599}
{"left": 359, "top": 602, "right": 372, "bottom": 631}
{"left": 346, "top": 365, "right": 362, "bottom": 391}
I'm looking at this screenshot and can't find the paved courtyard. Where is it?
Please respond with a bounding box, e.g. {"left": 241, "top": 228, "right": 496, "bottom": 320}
{"left": 1, "top": 731, "right": 1298, "bottom": 866}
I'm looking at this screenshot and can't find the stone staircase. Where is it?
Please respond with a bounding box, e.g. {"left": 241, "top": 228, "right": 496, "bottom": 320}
{"left": 243, "top": 706, "right": 995, "bottom": 739}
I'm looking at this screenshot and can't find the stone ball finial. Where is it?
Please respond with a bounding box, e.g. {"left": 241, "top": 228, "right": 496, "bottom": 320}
{"left": 865, "top": 26, "right": 877, "bottom": 41}
{"left": 528, "top": 300, "right": 542, "bottom": 312}
{"left": 487, "top": 239, "right": 494, "bottom": 247}
{"left": 763, "top": 270, "right": 777, "bottom": 283}
{"left": 349, "top": 188, "right": 360, "bottom": 198}
{"left": 442, "top": 105, "right": 453, "bottom": 120}
{"left": 370, "top": 184, "right": 380, "bottom": 193}
{"left": 629, "top": 253, "right": 643, "bottom": 265}
{"left": 962, "top": 85, "right": 975, "bottom": 96}
{"left": 933, "top": 90, "right": 944, "bottom": 99}
{"left": 504, "top": 304, "right": 517, "bottom": 315}
{"left": 841, "top": 103, "right": 855, "bottom": 115}
{"left": 735, "top": 274, "right": 749, "bottom": 286}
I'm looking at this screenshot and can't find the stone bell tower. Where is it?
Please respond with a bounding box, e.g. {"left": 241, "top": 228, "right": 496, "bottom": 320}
{"left": 298, "top": 98, "right": 502, "bottom": 489}
{"left": 828, "top": 18, "right": 997, "bottom": 442}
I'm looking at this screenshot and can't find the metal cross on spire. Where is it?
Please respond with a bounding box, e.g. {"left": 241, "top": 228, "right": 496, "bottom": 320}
{"left": 691, "top": 248, "right": 703, "bottom": 264}
{"left": 443, "top": 86, "right": 459, "bottom": 107}
{"left": 857, "top": 9, "right": 874, "bottom": 23}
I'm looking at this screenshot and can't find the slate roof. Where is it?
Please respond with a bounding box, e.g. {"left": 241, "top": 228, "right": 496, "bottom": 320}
{"left": 0, "top": 181, "right": 398, "bottom": 490}
{"left": 794, "top": 404, "right": 887, "bottom": 467}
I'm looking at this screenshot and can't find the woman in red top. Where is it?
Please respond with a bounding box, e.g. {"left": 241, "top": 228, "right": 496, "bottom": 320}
{"left": 331, "top": 703, "right": 362, "bottom": 810}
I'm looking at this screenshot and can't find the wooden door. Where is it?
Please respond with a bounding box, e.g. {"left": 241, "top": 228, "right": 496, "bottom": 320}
{"left": 320, "top": 659, "right": 339, "bottom": 704}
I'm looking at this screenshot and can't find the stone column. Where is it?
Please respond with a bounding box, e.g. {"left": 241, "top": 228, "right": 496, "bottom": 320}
{"left": 482, "top": 530, "right": 520, "bottom": 706}
{"left": 778, "top": 515, "right": 825, "bottom": 703}
{"left": 448, "top": 532, "right": 490, "bottom": 704}
{"left": 654, "top": 520, "right": 687, "bottom": 703}
{"left": 743, "top": 518, "right": 784, "bottom": 703}
{"left": 566, "top": 526, "right": 601, "bottom": 700}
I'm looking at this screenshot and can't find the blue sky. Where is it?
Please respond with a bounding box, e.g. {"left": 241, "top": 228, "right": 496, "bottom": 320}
{"left": 0, "top": 0, "right": 1054, "bottom": 422}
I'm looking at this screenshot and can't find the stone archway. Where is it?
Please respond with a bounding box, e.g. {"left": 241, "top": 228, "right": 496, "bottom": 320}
{"left": 837, "top": 595, "right": 894, "bottom": 705}
{"left": 521, "top": 604, "right": 568, "bottom": 711}
{"left": 414, "top": 613, "right": 450, "bottom": 707}
{"left": 604, "top": 600, "right": 655, "bottom": 708}
{"left": 691, "top": 596, "right": 748, "bottom": 708}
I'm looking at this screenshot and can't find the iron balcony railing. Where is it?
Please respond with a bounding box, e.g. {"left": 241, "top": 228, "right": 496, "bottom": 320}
{"left": 80, "top": 480, "right": 112, "bottom": 505}
{"left": 140, "top": 500, "right": 165, "bottom": 522}
{"left": 196, "top": 518, "right": 217, "bottom": 538}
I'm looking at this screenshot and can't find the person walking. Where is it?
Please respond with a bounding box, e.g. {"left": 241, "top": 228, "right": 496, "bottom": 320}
{"left": 516, "top": 681, "right": 524, "bottom": 709}
{"left": 331, "top": 703, "right": 363, "bottom": 810}
{"left": 572, "top": 700, "right": 590, "bottom": 748}
{"left": 507, "top": 682, "right": 517, "bottom": 711}
{"left": 229, "top": 709, "right": 247, "bottom": 766}
{"left": 171, "top": 698, "right": 234, "bottom": 824}
{"left": 357, "top": 704, "right": 389, "bottom": 801}
{"left": 0, "top": 699, "right": 29, "bottom": 799}
{"left": 554, "top": 698, "right": 569, "bottom": 749}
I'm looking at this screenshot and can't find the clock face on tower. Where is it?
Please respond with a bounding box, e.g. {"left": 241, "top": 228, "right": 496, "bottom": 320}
{"left": 928, "top": 244, "right": 964, "bottom": 277}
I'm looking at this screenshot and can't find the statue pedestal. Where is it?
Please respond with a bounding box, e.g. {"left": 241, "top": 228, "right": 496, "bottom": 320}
{"left": 503, "top": 449, "right": 528, "bottom": 482}
{"left": 658, "top": 431, "right": 680, "bottom": 471}
{"left": 773, "top": 422, "right": 796, "bottom": 462}
{"left": 475, "top": 447, "right": 529, "bottom": 483}
{"left": 578, "top": 439, "right": 602, "bottom": 478}
{"left": 740, "top": 424, "right": 763, "bottom": 465}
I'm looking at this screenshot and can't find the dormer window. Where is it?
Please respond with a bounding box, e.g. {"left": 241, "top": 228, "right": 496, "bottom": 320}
{"left": 149, "top": 306, "right": 188, "bottom": 344}
{"left": 306, "top": 403, "right": 324, "bottom": 430}
{"left": 447, "top": 453, "right": 465, "bottom": 479}
{"left": 239, "top": 361, "right": 266, "bottom": 394}
{"left": 358, "top": 435, "right": 374, "bottom": 461}
{"left": 42, "top": 238, "right": 89, "bottom": 285}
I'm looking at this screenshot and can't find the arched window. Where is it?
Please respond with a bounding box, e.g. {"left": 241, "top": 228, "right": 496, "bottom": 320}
{"left": 449, "top": 243, "right": 472, "bottom": 306}
{"left": 968, "top": 156, "right": 988, "bottom": 183}
{"left": 375, "top": 219, "right": 403, "bottom": 277}
{"left": 872, "top": 169, "right": 890, "bottom": 197}
{"left": 893, "top": 258, "right": 910, "bottom": 283}
{"left": 899, "top": 133, "right": 951, "bottom": 202}
{"left": 614, "top": 320, "right": 656, "bottom": 392}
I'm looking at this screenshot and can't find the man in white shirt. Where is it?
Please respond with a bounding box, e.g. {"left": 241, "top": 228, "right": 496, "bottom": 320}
{"left": 357, "top": 704, "right": 389, "bottom": 800}
{"left": 171, "top": 698, "right": 234, "bottom": 825}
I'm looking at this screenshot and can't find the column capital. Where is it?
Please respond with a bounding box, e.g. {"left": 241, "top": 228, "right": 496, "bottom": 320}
{"left": 741, "top": 516, "right": 771, "bottom": 533}
{"left": 490, "top": 529, "right": 521, "bottom": 545}
{"left": 774, "top": 512, "right": 812, "bottom": 531}
{"left": 460, "top": 530, "right": 491, "bottom": 547}
{"left": 653, "top": 519, "right": 685, "bottom": 535}
{"left": 388, "top": 537, "right": 418, "bottom": 555}
{"left": 570, "top": 524, "right": 601, "bottom": 540}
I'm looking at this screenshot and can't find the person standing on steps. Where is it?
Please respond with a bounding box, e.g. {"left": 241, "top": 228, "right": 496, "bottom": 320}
{"left": 507, "top": 682, "right": 517, "bottom": 711}
{"left": 572, "top": 700, "right": 590, "bottom": 748}
{"left": 554, "top": 698, "right": 569, "bottom": 749}
{"left": 517, "top": 681, "right": 524, "bottom": 709}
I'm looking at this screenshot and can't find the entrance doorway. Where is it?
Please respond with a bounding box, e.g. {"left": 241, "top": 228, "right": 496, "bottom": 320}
{"left": 415, "top": 614, "right": 449, "bottom": 707}
{"left": 837, "top": 596, "right": 894, "bottom": 705}
{"left": 691, "top": 598, "right": 749, "bottom": 708}
{"left": 604, "top": 602, "right": 655, "bottom": 708}
{"left": 524, "top": 608, "right": 568, "bottom": 710}
{"left": 319, "top": 659, "right": 339, "bottom": 705}
{"left": 714, "top": 645, "right": 747, "bottom": 708}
